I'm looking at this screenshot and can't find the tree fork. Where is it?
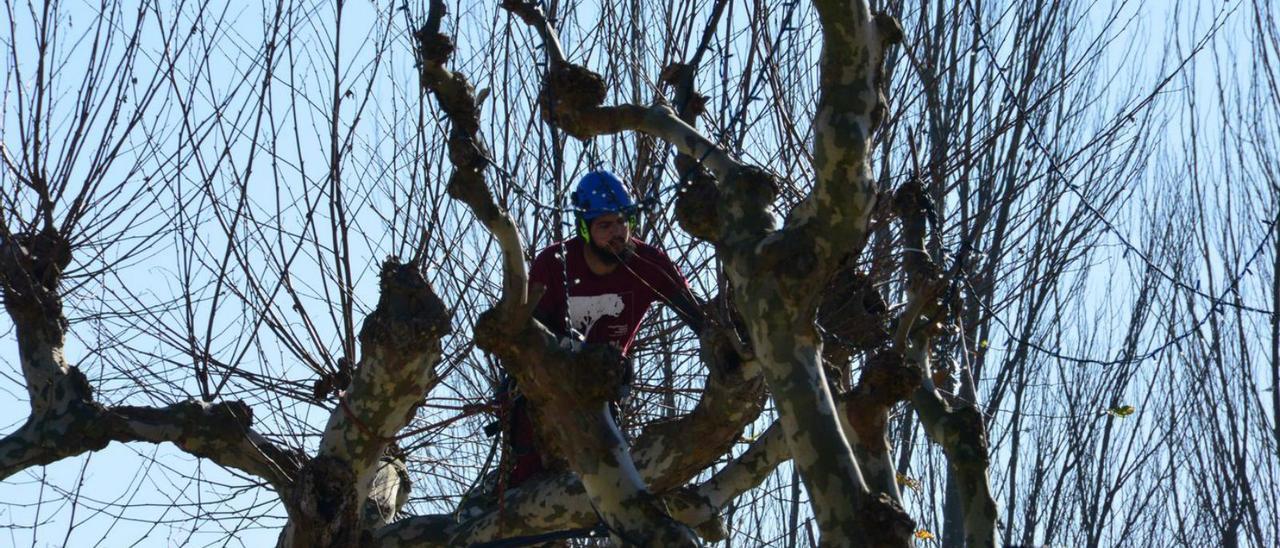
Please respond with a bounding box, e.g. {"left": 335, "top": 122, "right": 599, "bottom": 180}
{"left": 500, "top": 0, "right": 918, "bottom": 542}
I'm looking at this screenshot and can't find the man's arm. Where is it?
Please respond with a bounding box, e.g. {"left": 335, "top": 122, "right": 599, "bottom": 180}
{"left": 646, "top": 246, "right": 706, "bottom": 335}
{"left": 648, "top": 248, "right": 752, "bottom": 371}
{"left": 528, "top": 246, "right": 572, "bottom": 338}
{"left": 530, "top": 281, "right": 570, "bottom": 338}
{"left": 666, "top": 287, "right": 705, "bottom": 336}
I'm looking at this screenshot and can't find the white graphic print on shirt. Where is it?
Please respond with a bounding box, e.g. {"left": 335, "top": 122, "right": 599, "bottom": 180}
{"left": 567, "top": 294, "right": 625, "bottom": 337}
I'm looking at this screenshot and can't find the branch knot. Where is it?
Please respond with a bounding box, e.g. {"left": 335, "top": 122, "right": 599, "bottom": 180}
{"left": 357, "top": 259, "right": 452, "bottom": 361}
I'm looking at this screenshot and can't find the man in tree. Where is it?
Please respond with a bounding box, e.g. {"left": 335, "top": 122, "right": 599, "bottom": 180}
{"left": 500, "top": 170, "right": 707, "bottom": 485}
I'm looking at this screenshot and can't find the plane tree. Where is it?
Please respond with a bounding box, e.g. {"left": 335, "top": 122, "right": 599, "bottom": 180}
{"left": 0, "top": 0, "right": 1049, "bottom": 545}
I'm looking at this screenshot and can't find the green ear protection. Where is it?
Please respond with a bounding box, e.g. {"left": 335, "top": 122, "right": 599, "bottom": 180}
{"left": 577, "top": 216, "right": 591, "bottom": 243}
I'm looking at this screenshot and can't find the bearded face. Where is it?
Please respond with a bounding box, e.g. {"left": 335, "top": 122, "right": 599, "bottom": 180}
{"left": 586, "top": 213, "right": 635, "bottom": 264}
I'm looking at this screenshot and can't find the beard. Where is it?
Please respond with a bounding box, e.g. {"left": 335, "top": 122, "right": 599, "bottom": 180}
{"left": 588, "top": 237, "right": 636, "bottom": 265}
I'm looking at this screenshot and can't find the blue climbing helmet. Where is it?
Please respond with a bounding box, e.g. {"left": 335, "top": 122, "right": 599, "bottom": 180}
{"left": 571, "top": 170, "right": 637, "bottom": 241}
{"left": 572, "top": 170, "right": 636, "bottom": 221}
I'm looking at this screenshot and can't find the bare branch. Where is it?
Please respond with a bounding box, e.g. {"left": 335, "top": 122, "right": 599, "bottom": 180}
{"left": 0, "top": 399, "right": 303, "bottom": 492}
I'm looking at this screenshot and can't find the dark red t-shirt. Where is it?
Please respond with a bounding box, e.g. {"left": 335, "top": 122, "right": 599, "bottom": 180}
{"left": 528, "top": 237, "right": 691, "bottom": 355}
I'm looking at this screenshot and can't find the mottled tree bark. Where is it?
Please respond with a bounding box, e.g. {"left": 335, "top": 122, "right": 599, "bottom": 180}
{"left": 666, "top": 421, "right": 790, "bottom": 532}
{"left": 281, "top": 259, "right": 451, "bottom": 547}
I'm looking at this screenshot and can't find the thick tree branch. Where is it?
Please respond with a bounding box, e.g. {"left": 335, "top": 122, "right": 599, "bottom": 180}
{"left": 667, "top": 420, "right": 789, "bottom": 533}
{"left": 838, "top": 349, "right": 920, "bottom": 507}
{"left": 414, "top": 14, "right": 529, "bottom": 313}
{"left": 112, "top": 401, "right": 304, "bottom": 489}
{"left": 278, "top": 258, "right": 452, "bottom": 547}
{"left": 0, "top": 399, "right": 304, "bottom": 492}
{"left": 501, "top": 0, "right": 741, "bottom": 185}
{"left": 712, "top": 3, "right": 910, "bottom": 542}
{"left": 376, "top": 473, "right": 600, "bottom": 547}
{"left": 315, "top": 260, "right": 449, "bottom": 481}
{"left": 792, "top": 3, "right": 901, "bottom": 253}
{"left": 893, "top": 178, "right": 997, "bottom": 548}
{"left": 911, "top": 383, "right": 996, "bottom": 548}
{"left": 631, "top": 329, "right": 766, "bottom": 492}
{"left": 280, "top": 258, "right": 453, "bottom": 547}
{"left": 373, "top": 515, "right": 456, "bottom": 547}
{"left": 0, "top": 228, "right": 304, "bottom": 496}
{"left": 1, "top": 228, "right": 76, "bottom": 415}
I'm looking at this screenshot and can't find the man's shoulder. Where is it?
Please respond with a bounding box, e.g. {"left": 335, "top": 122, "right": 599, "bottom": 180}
{"left": 533, "top": 239, "right": 577, "bottom": 264}
{"left": 530, "top": 239, "right": 578, "bottom": 284}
